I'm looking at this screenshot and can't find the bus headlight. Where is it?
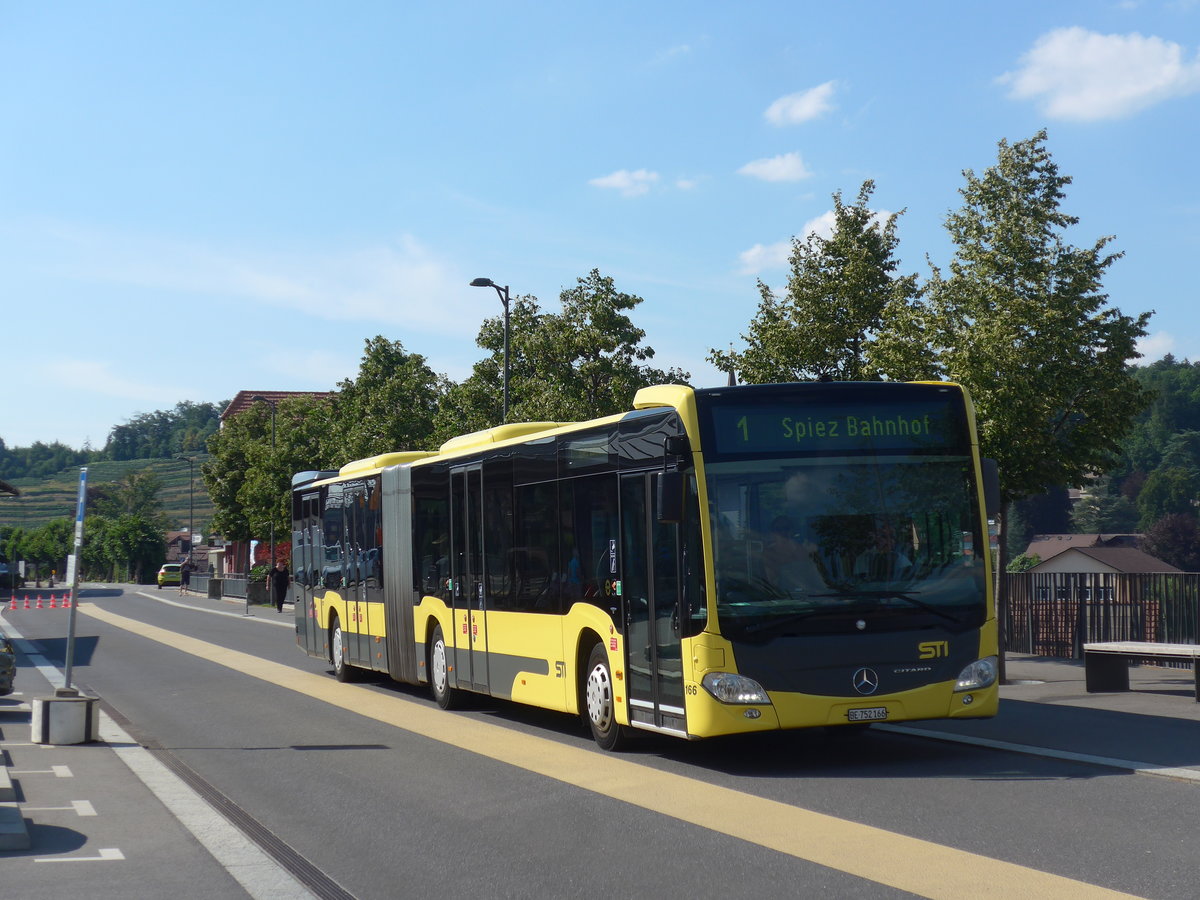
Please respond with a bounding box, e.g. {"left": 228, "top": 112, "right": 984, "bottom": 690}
{"left": 955, "top": 656, "right": 998, "bottom": 692}
{"left": 702, "top": 672, "right": 770, "bottom": 705}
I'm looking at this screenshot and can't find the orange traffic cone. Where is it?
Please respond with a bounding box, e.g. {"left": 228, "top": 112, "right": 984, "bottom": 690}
{"left": 23, "top": 597, "right": 31, "bottom": 610}
{"left": 35, "top": 595, "right": 44, "bottom": 609}
{"left": 63, "top": 593, "right": 72, "bottom": 608}
{"left": 7, "top": 597, "right": 15, "bottom": 611}
{"left": 48, "top": 594, "right": 57, "bottom": 609}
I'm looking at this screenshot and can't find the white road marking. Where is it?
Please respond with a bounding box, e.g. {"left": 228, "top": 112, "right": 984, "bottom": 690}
{"left": 21, "top": 800, "right": 97, "bottom": 816}
{"left": 35, "top": 847, "right": 125, "bottom": 862}
{"left": 881, "top": 724, "right": 1200, "bottom": 784}
{"left": 134, "top": 591, "right": 294, "bottom": 627}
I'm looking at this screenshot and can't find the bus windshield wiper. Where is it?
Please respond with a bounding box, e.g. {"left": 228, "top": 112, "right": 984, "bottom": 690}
{"left": 741, "top": 604, "right": 868, "bottom": 635}
{"left": 853, "top": 589, "right": 963, "bottom": 624}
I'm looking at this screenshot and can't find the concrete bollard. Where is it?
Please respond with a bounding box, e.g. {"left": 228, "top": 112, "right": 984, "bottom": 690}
{"left": 31, "top": 688, "right": 101, "bottom": 745}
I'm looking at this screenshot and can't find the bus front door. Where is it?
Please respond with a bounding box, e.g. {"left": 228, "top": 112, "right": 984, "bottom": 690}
{"left": 450, "top": 465, "right": 489, "bottom": 692}
{"left": 620, "top": 472, "right": 686, "bottom": 736}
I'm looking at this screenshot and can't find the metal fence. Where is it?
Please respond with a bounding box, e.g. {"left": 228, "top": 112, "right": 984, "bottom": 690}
{"left": 222, "top": 575, "right": 249, "bottom": 599}
{"left": 1004, "top": 572, "right": 1200, "bottom": 659}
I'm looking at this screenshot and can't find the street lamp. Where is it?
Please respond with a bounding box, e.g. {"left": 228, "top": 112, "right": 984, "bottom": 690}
{"left": 173, "top": 454, "right": 195, "bottom": 560}
{"left": 470, "top": 277, "right": 511, "bottom": 423}
{"left": 251, "top": 395, "right": 277, "bottom": 573}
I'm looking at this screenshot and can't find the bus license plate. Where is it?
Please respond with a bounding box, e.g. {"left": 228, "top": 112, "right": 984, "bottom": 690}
{"left": 848, "top": 707, "right": 888, "bottom": 722}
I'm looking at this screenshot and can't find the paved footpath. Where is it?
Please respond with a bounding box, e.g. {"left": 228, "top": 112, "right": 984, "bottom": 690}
{"left": 0, "top": 586, "right": 315, "bottom": 900}
{"left": 892, "top": 652, "right": 1200, "bottom": 783}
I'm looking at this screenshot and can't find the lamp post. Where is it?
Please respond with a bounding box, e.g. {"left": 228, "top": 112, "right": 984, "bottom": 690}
{"left": 251, "top": 395, "right": 277, "bottom": 574}
{"left": 173, "top": 454, "right": 195, "bottom": 560}
{"left": 470, "top": 277, "right": 511, "bottom": 423}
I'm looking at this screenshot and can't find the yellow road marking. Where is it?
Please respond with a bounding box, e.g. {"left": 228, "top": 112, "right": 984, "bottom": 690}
{"left": 81, "top": 603, "right": 1142, "bottom": 900}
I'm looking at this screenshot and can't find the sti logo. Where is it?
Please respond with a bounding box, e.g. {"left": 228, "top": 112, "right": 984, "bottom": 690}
{"left": 918, "top": 641, "right": 949, "bottom": 659}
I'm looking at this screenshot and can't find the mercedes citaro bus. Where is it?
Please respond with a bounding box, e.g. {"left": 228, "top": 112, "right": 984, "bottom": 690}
{"left": 291, "top": 381, "right": 1000, "bottom": 749}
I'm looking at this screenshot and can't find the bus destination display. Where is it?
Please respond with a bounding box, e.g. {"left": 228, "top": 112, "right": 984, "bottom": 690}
{"left": 709, "top": 400, "right": 963, "bottom": 455}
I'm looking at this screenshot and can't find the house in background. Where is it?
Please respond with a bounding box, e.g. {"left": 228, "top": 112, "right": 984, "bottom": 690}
{"left": 220, "top": 390, "right": 331, "bottom": 424}
{"left": 1028, "top": 545, "right": 1181, "bottom": 575}
{"left": 1024, "top": 533, "right": 1139, "bottom": 563}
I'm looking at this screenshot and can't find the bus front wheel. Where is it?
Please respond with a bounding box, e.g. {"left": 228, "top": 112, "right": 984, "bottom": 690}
{"left": 430, "top": 624, "right": 458, "bottom": 710}
{"left": 584, "top": 644, "right": 628, "bottom": 751}
{"left": 331, "top": 616, "right": 355, "bottom": 683}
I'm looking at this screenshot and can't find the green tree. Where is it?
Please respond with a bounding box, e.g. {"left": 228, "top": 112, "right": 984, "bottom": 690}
{"left": 437, "top": 270, "right": 688, "bottom": 442}
{"left": 100, "top": 514, "right": 166, "bottom": 583}
{"left": 1071, "top": 475, "right": 1140, "bottom": 533}
{"left": 325, "top": 336, "right": 447, "bottom": 465}
{"left": 1136, "top": 467, "right": 1200, "bottom": 530}
{"left": 244, "top": 394, "right": 337, "bottom": 559}
{"left": 1141, "top": 513, "right": 1200, "bottom": 571}
{"left": 923, "top": 131, "right": 1151, "bottom": 574}
{"left": 204, "top": 411, "right": 260, "bottom": 542}
{"left": 24, "top": 519, "right": 73, "bottom": 582}
{"left": 709, "top": 181, "right": 926, "bottom": 383}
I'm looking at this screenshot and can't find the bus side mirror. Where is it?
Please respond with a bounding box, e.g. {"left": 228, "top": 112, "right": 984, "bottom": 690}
{"left": 981, "top": 458, "right": 1000, "bottom": 520}
{"left": 664, "top": 434, "right": 690, "bottom": 457}
{"left": 656, "top": 471, "right": 683, "bottom": 524}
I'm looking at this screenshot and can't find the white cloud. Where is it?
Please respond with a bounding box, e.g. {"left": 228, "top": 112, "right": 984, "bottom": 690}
{"left": 764, "top": 82, "right": 837, "bottom": 125}
{"left": 738, "top": 240, "right": 791, "bottom": 274}
{"left": 740, "top": 207, "right": 895, "bottom": 274}
{"left": 1137, "top": 330, "right": 1176, "bottom": 360}
{"left": 40, "top": 223, "right": 480, "bottom": 338}
{"left": 998, "top": 27, "right": 1200, "bottom": 120}
{"left": 675, "top": 177, "right": 698, "bottom": 190}
{"left": 46, "top": 359, "right": 186, "bottom": 405}
{"left": 589, "top": 169, "right": 660, "bottom": 197}
{"left": 800, "top": 211, "right": 838, "bottom": 241}
{"left": 738, "top": 152, "right": 813, "bottom": 182}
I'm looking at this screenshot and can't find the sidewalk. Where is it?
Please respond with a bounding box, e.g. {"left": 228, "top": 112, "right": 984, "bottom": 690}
{"left": 891, "top": 652, "right": 1200, "bottom": 780}
{"left": 0, "top": 585, "right": 314, "bottom": 898}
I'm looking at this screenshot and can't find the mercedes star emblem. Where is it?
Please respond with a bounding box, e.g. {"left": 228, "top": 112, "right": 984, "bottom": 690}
{"left": 852, "top": 667, "right": 880, "bottom": 695}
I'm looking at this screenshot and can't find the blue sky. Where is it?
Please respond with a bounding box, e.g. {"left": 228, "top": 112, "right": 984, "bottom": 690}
{"left": 3, "top": 1, "right": 1199, "bottom": 451}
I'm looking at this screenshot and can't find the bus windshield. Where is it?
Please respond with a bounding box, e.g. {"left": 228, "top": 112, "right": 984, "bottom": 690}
{"left": 706, "top": 454, "right": 987, "bottom": 639}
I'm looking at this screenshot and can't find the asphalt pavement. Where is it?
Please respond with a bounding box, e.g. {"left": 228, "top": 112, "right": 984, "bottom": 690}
{"left": 3, "top": 584, "right": 1200, "bottom": 899}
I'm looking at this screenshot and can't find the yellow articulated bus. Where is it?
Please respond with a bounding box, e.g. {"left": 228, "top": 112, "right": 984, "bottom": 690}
{"left": 291, "top": 381, "right": 1000, "bottom": 750}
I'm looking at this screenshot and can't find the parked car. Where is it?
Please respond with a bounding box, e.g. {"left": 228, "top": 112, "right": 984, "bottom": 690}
{"left": 0, "top": 627, "right": 15, "bottom": 696}
{"left": 157, "top": 563, "right": 182, "bottom": 588}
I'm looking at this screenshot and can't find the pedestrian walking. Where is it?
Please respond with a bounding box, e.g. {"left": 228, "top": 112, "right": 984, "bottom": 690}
{"left": 180, "top": 558, "right": 194, "bottom": 595}
{"left": 269, "top": 562, "right": 291, "bottom": 613}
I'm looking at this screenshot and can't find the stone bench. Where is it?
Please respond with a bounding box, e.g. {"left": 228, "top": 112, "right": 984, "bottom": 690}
{"left": 1083, "top": 641, "right": 1200, "bottom": 702}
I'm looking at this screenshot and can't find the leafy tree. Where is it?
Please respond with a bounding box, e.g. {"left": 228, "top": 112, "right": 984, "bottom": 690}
{"left": 1123, "top": 356, "right": 1200, "bottom": 473}
{"left": 0, "top": 439, "right": 91, "bottom": 479}
{"left": 437, "top": 270, "right": 688, "bottom": 443}
{"left": 709, "top": 181, "right": 926, "bottom": 383}
{"left": 104, "top": 401, "right": 224, "bottom": 461}
{"left": 1071, "top": 475, "right": 1140, "bottom": 533}
{"left": 324, "top": 337, "right": 447, "bottom": 465}
{"left": 1006, "top": 553, "right": 1041, "bottom": 573}
{"left": 244, "top": 394, "right": 337, "bottom": 559}
{"left": 1141, "top": 514, "right": 1200, "bottom": 572}
{"left": 1005, "top": 487, "right": 1072, "bottom": 557}
{"left": 93, "top": 471, "right": 167, "bottom": 522}
{"left": 922, "top": 131, "right": 1151, "bottom": 579}
{"left": 100, "top": 514, "right": 166, "bottom": 583}
{"left": 1136, "top": 467, "right": 1200, "bottom": 530}
{"left": 204, "top": 407, "right": 265, "bottom": 542}
{"left": 23, "top": 519, "right": 73, "bottom": 581}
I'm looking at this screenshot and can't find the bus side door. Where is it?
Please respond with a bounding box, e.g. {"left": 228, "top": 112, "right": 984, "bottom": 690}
{"left": 450, "top": 465, "right": 489, "bottom": 692}
{"left": 620, "top": 472, "right": 686, "bottom": 735}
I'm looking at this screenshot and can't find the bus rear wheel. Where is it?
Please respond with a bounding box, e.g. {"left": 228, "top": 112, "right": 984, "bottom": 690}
{"left": 429, "top": 624, "right": 458, "bottom": 710}
{"left": 584, "top": 644, "right": 628, "bottom": 751}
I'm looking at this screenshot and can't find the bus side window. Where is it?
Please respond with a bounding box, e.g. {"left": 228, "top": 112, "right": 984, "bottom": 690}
{"left": 564, "top": 475, "right": 619, "bottom": 614}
